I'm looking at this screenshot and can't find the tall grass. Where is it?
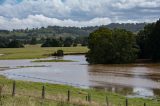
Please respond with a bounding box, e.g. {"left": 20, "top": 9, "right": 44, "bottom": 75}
{"left": 0, "top": 76, "right": 159, "bottom": 106}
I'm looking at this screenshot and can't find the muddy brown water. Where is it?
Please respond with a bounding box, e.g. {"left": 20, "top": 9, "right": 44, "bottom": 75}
{"left": 0, "top": 55, "right": 160, "bottom": 98}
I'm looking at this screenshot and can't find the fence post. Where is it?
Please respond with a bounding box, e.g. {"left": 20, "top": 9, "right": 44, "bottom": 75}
{"left": 144, "top": 103, "right": 146, "bottom": 106}
{"left": 86, "top": 95, "right": 88, "bottom": 101}
{"left": 106, "top": 96, "right": 109, "bottom": 106}
{"left": 42, "top": 85, "right": 45, "bottom": 99}
{"left": 0, "top": 86, "right": 2, "bottom": 101}
{"left": 88, "top": 93, "right": 91, "bottom": 103}
{"left": 67, "top": 90, "right": 70, "bottom": 102}
{"left": 125, "top": 98, "right": 128, "bottom": 106}
{"left": 12, "top": 81, "right": 16, "bottom": 97}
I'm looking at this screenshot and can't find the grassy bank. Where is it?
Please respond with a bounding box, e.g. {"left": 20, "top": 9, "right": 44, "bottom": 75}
{"left": 0, "top": 76, "right": 159, "bottom": 106}
{"left": 0, "top": 44, "right": 88, "bottom": 60}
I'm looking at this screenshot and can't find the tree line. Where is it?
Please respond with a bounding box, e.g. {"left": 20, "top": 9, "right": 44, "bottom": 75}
{"left": 0, "top": 37, "right": 24, "bottom": 48}
{"left": 41, "top": 37, "right": 88, "bottom": 47}
{"left": 0, "top": 23, "right": 145, "bottom": 38}
{"left": 0, "top": 36, "right": 88, "bottom": 48}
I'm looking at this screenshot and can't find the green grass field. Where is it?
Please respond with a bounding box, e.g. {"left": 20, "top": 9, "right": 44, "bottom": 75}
{"left": 0, "top": 44, "right": 88, "bottom": 60}
{"left": 0, "top": 76, "right": 159, "bottom": 106}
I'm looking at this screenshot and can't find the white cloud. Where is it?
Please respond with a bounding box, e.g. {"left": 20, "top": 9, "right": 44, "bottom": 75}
{"left": 112, "top": 0, "right": 160, "bottom": 9}
{"left": 0, "top": 0, "right": 159, "bottom": 30}
{"left": 0, "top": 0, "right": 71, "bottom": 18}
{"left": 0, "top": 0, "right": 114, "bottom": 20}
{"left": 0, "top": 14, "right": 112, "bottom": 30}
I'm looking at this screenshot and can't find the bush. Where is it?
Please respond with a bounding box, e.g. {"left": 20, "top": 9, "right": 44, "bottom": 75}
{"left": 52, "top": 50, "right": 64, "bottom": 56}
{"left": 73, "top": 43, "right": 77, "bottom": 47}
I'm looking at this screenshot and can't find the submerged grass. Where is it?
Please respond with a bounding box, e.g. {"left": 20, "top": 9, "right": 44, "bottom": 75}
{"left": 32, "top": 59, "right": 77, "bottom": 62}
{"left": 16, "top": 65, "right": 48, "bottom": 68}
{"left": 0, "top": 44, "right": 88, "bottom": 60}
{"left": 0, "top": 76, "right": 159, "bottom": 106}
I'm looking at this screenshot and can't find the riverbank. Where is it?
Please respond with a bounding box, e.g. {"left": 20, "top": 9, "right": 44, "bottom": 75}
{"left": 0, "top": 67, "right": 10, "bottom": 71}
{"left": 0, "top": 44, "right": 88, "bottom": 60}
{"left": 0, "top": 76, "right": 159, "bottom": 106}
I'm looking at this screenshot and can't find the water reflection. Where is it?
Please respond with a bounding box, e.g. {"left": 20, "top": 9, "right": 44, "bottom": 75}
{"left": 0, "top": 55, "right": 160, "bottom": 98}
{"left": 88, "top": 64, "right": 160, "bottom": 97}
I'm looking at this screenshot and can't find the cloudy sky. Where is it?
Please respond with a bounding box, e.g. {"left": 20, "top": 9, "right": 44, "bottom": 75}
{"left": 0, "top": 0, "right": 160, "bottom": 30}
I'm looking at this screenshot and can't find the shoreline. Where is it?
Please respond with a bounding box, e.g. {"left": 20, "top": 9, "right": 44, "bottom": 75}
{"left": 0, "top": 76, "right": 159, "bottom": 106}
{"left": 64, "top": 52, "right": 86, "bottom": 55}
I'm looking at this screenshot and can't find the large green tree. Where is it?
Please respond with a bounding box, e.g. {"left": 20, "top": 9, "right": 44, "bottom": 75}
{"left": 149, "top": 19, "right": 160, "bottom": 61}
{"left": 137, "top": 19, "right": 160, "bottom": 61}
{"left": 86, "top": 28, "right": 138, "bottom": 64}
{"left": 136, "top": 23, "right": 154, "bottom": 59}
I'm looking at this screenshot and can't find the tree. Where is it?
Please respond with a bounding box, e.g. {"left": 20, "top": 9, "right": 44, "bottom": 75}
{"left": 7, "top": 40, "right": 24, "bottom": 48}
{"left": 0, "top": 37, "right": 9, "bottom": 48}
{"left": 136, "top": 23, "right": 154, "bottom": 59}
{"left": 41, "top": 38, "right": 52, "bottom": 47}
{"left": 86, "top": 27, "right": 138, "bottom": 64}
{"left": 41, "top": 38, "right": 61, "bottom": 47}
{"left": 73, "top": 43, "right": 77, "bottom": 47}
{"left": 63, "top": 37, "right": 73, "bottom": 47}
{"left": 30, "top": 37, "right": 37, "bottom": 45}
{"left": 59, "top": 37, "right": 64, "bottom": 46}
{"left": 74, "top": 36, "right": 88, "bottom": 46}
{"left": 137, "top": 19, "right": 160, "bottom": 61}
{"left": 149, "top": 19, "right": 160, "bottom": 61}
{"left": 51, "top": 39, "right": 61, "bottom": 47}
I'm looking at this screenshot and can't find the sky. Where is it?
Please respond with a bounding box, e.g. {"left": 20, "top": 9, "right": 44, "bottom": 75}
{"left": 0, "top": 0, "right": 159, "bottom": 30}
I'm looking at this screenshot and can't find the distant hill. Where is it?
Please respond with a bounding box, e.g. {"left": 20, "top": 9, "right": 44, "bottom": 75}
{"left": 104, "top": 23, "right": 146, "bottom": 33}
{"left": 0, "top": 23, "right": 146, "bottom": 38}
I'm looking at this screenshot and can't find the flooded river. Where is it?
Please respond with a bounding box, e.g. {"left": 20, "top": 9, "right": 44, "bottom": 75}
{"left": 0, "top": 55, "right": 160, "bottom": 98}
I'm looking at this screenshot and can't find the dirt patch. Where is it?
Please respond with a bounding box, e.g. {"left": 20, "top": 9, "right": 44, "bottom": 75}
{"left": 0, "top": 54, "right": 4, "bottom": 56}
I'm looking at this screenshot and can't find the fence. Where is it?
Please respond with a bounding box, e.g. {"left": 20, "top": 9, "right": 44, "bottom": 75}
{"left": 0, "top": 74, "right": 160, "bottom": 106}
